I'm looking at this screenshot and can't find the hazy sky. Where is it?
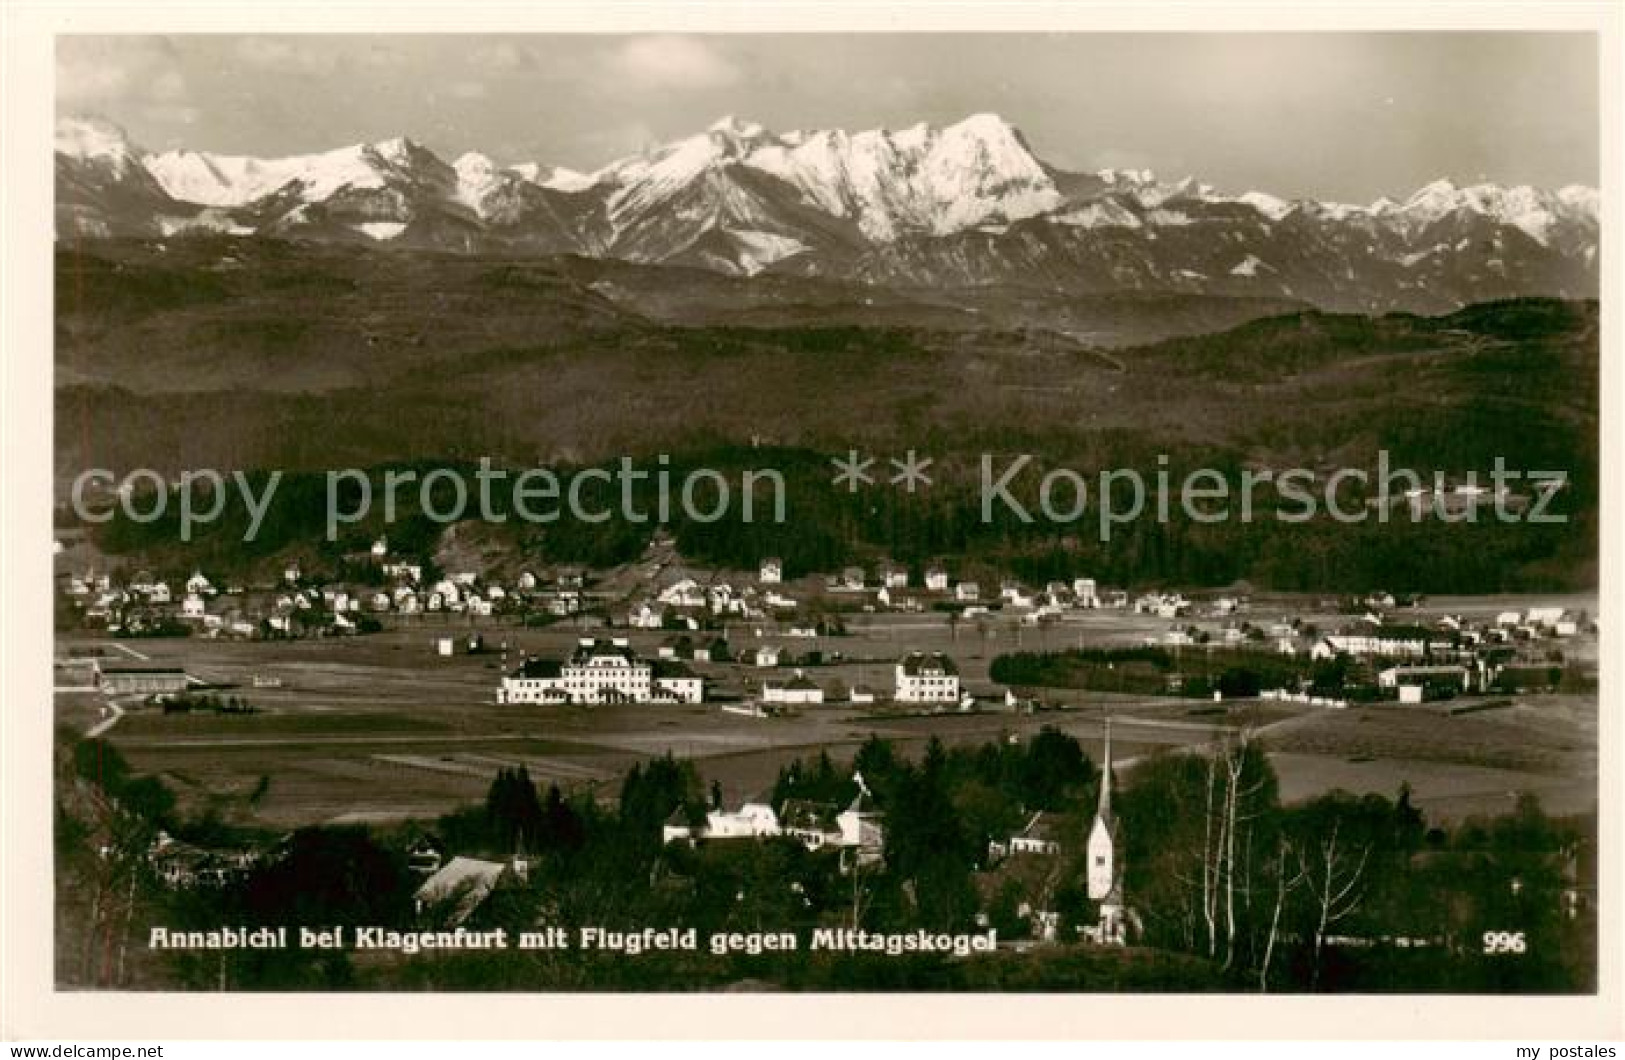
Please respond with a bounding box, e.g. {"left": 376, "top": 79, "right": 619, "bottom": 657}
{"left": 57, "top": 33, "right": 1599, "bottom": 202}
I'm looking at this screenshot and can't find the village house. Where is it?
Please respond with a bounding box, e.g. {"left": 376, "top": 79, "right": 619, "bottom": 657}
{"left": 762, "top": 671, "right": 824, "bottom": 706}
{"left": 759, "top": 557, "right": 783, "bottom": 584}
{"left": 657, "top": 578, "right": 705, "bottom": 609}
{"left": 924, "top": 567, "right": 950, "bottom": 593}
{"left": 628, "top": 602, "right": 666, "bottom": 629}
{"left": 406, "top": 836, "right": 444, "bottom": 876}
{"left": 880, "top": 564, "right": 909, "bottom": 589}
{"left": 894, "top": 651, "right": 961, "bottom": 704}
{"left": 955, "top": 581, "right": 981, "bottom": 603}
{"left": 778, "top": 785, "right": 885, "bottom": 866}
{"left": 1161, "top": 627, "right": 1196, "bottom": 648}
{"left": 1135, "top": 592, "right": 1189, "bottom": 619}
{"left": 382, "top": 561, "right": 423, "bottom": 583}
{"left": 1000, "top": 581, "right": 1035, "bottom": 609}
{"left": 1008, "top": 811, "right": 1065, "bottom": 856}
{"left": 147, "top": 831, "right": 261, "bottom": 890}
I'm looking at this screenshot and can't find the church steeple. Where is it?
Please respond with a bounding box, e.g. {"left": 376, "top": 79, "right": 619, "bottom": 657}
{"left": 1097, "top": 715, "right": 1114, "bottom": 825}
{"left": 1087, "top": 714, "right": 1121, "bottom": 909}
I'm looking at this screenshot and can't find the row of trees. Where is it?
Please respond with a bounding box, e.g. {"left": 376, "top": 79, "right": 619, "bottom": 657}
{"left": 1122, "top": 734, "right": 1592, "bottom": 992}
{"left": 55, "top": 723, "right": 1594, "bottom": 992}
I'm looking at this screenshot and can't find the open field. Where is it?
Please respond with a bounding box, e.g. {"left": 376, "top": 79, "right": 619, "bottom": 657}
{"left": 56, "top": 593, "right": 1598, "bottom": 831}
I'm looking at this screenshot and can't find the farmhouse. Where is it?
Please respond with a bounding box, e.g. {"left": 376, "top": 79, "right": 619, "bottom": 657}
{"left": 778, "top": 787, "right": 885, "bottom": 866}
{"left": 630, "top": 603, "right": 666, "bottom": 630}
{"left": 894, "top": 652, "right": 961, "bottom": 704}
{"left": 1009, "top": 811, "right": 1064, "bottom": 856}
{"left": 665, "top": 800, "right": 783, "bottom": 845}
{"left": 180, "top": 593, "right": 208, "bottom": 620}
{"left": 706, "top": 801, "right": 780, "bottom": 838}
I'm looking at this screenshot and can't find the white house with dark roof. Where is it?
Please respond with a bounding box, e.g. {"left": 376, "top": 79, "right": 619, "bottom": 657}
{"left": 895, "top": 651, "right": 960, "bottom": 704}
{"left": 1009, "top": 811, "right": 1064, "bottom": 856}
{"left": 762, "top": 670, "right": 824, "bottom": 705}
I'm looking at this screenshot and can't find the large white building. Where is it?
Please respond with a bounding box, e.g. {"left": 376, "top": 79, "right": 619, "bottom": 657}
{"left": 497, "top": 638, "right": 702, "bottom": 705}
{"left": 894, "top": 651, "right": 961, "bottom": 704}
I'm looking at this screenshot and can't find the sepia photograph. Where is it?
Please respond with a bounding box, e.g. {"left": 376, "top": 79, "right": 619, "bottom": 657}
{"left": 4, "top": 2, "right": 1621, "bottom": 1045}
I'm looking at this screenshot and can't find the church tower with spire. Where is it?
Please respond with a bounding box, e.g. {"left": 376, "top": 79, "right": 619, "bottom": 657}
{"left": 1086, "top": 717, "right": 1127, "bottom": 944}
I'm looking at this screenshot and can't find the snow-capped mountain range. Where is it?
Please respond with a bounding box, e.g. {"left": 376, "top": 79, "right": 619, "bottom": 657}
{"left": 56, "top": 114, "right": 1599, "bottom": 313}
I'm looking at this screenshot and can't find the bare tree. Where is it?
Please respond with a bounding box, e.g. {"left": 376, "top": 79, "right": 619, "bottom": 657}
{"left": 1258, "top": 835, "right": 1306, "bottom": 992}
{"left": 1299, "top": 820, "right": 1372, "bottom": 990}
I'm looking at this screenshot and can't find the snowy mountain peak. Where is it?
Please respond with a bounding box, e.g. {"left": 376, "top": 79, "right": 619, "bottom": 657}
{"left": 1238, "top": 190, "right": 1293, "bottom": 221}
{"left": 453, "top": 151, "right": 496, "bottom": 178}
{"left": 944, "top": 112, "right": 1024, "bottom": 142}
{"left": 511, "top": 162, "right": 595, "bottom": 192}
{"left": 55, "top": 116, "right": 141, "bottom": 175}
{"left": 53, "top": 111, "right": 1599, "bottom": 308}
{"left": 1098, "top": 168, "right": 1159, "bottom": 187}
{"left": 366, "top": 136, "right": 421, "bottom": 164}
{"left": 708, "top": 115, "right": 768, "bottom": 140}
